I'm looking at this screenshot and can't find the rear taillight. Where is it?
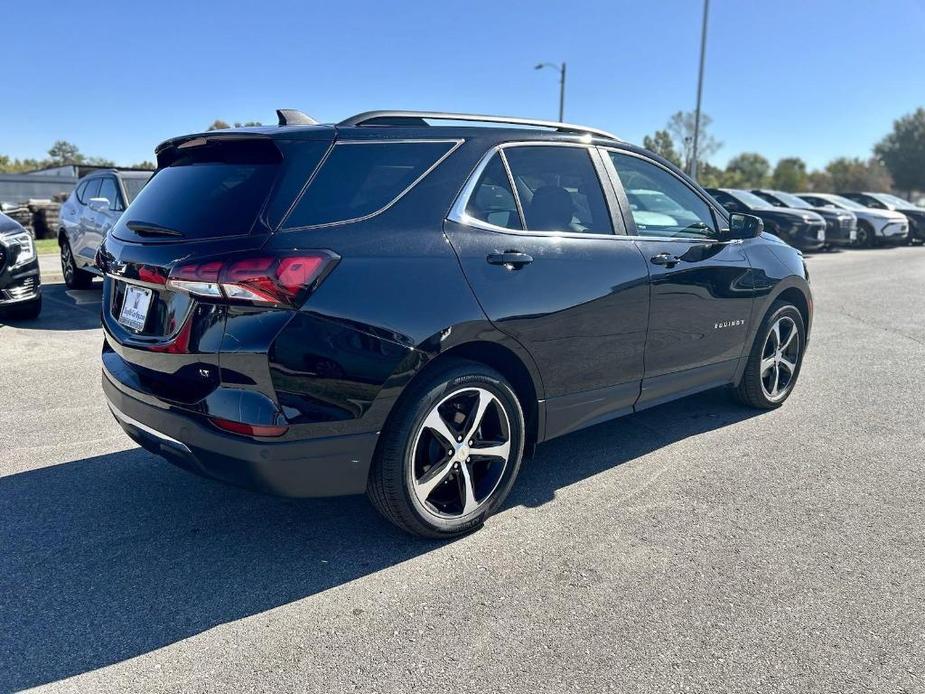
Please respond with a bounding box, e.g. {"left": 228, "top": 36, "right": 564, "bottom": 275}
{"left": 210, "top": 417, "right": 288, "bottom": 438}
{"left": 167, "top": 251, "right": 338, "bottom": 307}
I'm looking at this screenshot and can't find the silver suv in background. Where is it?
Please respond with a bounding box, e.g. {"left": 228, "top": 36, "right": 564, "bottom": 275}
{"left": 58, "top": 169, "right": 152, "bottom": 288}
{"left": 796, "top": 193, "right": 909, "bottom": 248}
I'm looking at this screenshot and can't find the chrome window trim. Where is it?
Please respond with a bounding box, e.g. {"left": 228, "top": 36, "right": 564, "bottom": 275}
{"left": 447, "top": 141, "right": 623, "bottom": 240}
{"left": 280, "top": 138, "right": 465, "bottom": 232}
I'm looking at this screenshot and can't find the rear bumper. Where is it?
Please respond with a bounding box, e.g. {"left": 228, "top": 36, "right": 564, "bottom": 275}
{"left": 103, "top": 371, "right": 378, "bottom": 497}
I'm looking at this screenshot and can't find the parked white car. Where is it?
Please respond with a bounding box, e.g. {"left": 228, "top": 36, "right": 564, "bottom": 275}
{"left": 58, "top": 169, "right": 152, "bottom": 288}
{"left": 797, "top": 193, "right": 909, "bottom": 248}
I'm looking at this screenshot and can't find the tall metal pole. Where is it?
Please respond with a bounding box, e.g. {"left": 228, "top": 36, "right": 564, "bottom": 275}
{"left": 559, "top": 62, "right": 566, "bottom": 122}
{"left": 535, "top": 62, "right": 566, "bottom": 122}
{"left": 691, "top": 0, "right": 710, "bottom": 180}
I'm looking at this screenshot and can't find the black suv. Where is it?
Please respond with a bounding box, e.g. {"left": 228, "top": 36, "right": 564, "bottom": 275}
{"left": 705, "top": 188, "right": 827, "bottom": 252}
{"left": 98, "top": 110, "right": 812, "bottom": 538}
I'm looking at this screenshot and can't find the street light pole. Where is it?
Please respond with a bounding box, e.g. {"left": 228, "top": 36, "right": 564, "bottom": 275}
{"left": 535, "top": 62, "right": 566, "bottom": 122}
{"left": 691, "top": 0, "right": 710, "bottom": 180}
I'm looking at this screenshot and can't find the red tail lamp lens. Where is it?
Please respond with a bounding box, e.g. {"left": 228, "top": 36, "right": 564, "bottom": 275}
{"left": 210, "top": 417, "right": 288, "bottom": 437}
{"left": 167, "top": 252, "right": 337, "bottom": 307}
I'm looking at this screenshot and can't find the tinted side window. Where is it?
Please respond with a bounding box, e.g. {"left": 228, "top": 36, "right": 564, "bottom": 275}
{"left": 98, "top": 177, "right": 120, "bottom": 210}
{"left": 74, "top": 180, "right": 88, "bottom": 203}
{"left": 609, "top": 152, "right": 716, "bottom": 238}
{"left": 464, "top": 154, "right": 522, "bottom": 230}
{"left": 504, "top": 146, "right": 613, "bottom": 234}
{"left": 81, "top": 178, "right": 101, "bottom": 204}
{"left": 285, "top": 141, "right": 456, "bottom": 228}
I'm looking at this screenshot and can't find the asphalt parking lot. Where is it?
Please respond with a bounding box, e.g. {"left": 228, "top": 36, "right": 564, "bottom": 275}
{"left": 1, "top": 247, "right": 923, "bottom": 693}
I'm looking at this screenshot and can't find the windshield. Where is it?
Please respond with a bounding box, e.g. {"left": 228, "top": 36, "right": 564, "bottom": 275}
{"left": 726, "top": 189, "right": 775, "bottom": 210}
{"left": 821, "top": 195, "right": 867, "bottom": 210}
{"left": 769, "top": 191, "right": 811, "bottom": 209}
{"left": 875, "top": 193, "right": 917, "bottom": 209}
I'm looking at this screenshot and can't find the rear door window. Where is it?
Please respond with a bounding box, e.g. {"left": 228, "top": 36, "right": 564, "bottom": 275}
{"left": 503, "top": 146, "right": 613, "bottom": 234}
{"left": 120, "top": 139, "right": 282, "bottom": 239}
{"left": 283, "top": 141, "right": 457, "bottom": 228}
{"left": 464, "top": 154, "right": 523, "bottom": 230}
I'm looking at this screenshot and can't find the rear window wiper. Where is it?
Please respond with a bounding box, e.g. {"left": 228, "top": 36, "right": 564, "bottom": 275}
{"left": 126, "top": 221, "right": 185, "bottom": 238}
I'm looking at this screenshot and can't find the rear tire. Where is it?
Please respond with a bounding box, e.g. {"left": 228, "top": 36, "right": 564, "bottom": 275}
{"left": 0, "top": 296, "right": 41, "bottom": 321}
{"left": 60, "top": 237, "right": 94, "bottom": 289}
{"left": 734, "top": 301, "right": 805, "bottom": 409}
{"left": 367, "top": 359, "right": 525, "bottom": 538}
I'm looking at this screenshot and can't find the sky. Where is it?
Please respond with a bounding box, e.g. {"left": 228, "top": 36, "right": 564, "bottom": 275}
{"left": 3, "top": 0, "right": 924, "bottom": 170}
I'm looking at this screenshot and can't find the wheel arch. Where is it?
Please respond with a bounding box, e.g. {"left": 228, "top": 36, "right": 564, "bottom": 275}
{"left": 392, "top": 335, "right": 545, "bottom": 459}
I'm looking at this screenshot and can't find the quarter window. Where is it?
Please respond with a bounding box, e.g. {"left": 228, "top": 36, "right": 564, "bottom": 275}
{"left": 284, "top": 141, "right": 456, "bottom": 228}
{"left": 609, "top": 152, "right": 717, "bottom": 238}
{"left": 464, "top": 154, "right": 522, "bottom": 230}
{"left": 503, "top": 146, "right": 613, "bottom": 234}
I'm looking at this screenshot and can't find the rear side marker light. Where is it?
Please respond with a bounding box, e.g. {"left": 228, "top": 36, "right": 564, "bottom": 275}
{"left": 167, "top": 252, "right": 337, "bottom": 308}
{"left": 210, "top": 417, "right": 289, "bottom": 438}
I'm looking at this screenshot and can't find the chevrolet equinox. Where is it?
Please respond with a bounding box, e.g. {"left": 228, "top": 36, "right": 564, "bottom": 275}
{"left": 97, "top": 110, "right": 813, "bottom": 538}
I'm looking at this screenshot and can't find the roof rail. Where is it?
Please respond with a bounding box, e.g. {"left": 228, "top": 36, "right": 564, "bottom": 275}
{"left": 337, "top": 110, "right": 622, "bottom": 141}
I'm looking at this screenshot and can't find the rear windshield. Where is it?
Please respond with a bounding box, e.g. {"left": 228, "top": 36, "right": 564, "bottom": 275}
{"left": 283, "top": 141, "right": 456, "bottom": 228}
{"left": 121, "top": 140, "right": 282, "bottom": 239}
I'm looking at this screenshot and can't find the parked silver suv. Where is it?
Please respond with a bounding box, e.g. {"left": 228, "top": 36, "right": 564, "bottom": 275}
{"left": 58, "top": 169, "right": 152, "bottom": 288}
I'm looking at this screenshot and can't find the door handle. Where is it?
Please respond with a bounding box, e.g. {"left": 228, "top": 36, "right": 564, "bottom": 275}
{"left": 487, "top": 251, "right": 534, "bottom": 269}
{"left": 650, "top": 252, "right": 681, "bottom": 268}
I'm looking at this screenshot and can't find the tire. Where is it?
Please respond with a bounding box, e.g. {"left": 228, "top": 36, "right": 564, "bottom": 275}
{"left": 855, "top": 222, "right": 873, "bottom": 249}
{"left": 367, "top": 359, "right": 525, "bottom": 538}
{"left": 734, "top": 301, "right": 805, "bottom": 409}
{"left": 60, "top": 237, "right": 94, "bottom": 289}
{"left": 0, "top": 296, "right": 42, "bottom": 321}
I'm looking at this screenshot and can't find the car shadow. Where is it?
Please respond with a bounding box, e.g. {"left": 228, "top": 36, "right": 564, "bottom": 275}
{"left": 0, "top": 389, "right": 761, "bottom": 690}
{"left": 0, "top": 283, "right": 102, "bottom": 331}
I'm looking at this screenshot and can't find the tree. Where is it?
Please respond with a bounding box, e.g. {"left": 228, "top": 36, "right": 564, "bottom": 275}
{"left": 131, "top": 161, "right": 156, "bottom": 170}
{"left": 825, "top": 157, "right": 892, "bottom": 192}
{"left": 47, "top": 140, "right": 83, "bottom": 166}
{"left": 806, "top": 169, "right": 832, "bottom": 192}
{"left": 771, "top": 157, "right": 808, "bottom": 192}
{"left": 725, "top": 152, "right": 771, "bottom": 188}
{"left": 696, "top": 162, "right": 726, "bottom": 188}
{"left": 208, "top": 119, "right": 231, "bottom": 130}
{"left": 234, "top": 121, "right": 263, "bottom": 128}
{"left": 874, "top": 107, "right": 925, "bottom": 196}
{"left": 642, "top": 129, "right": 682, "bottom": 168}
{"left": 666, "top": 111, "right": 722, "bottom": 174}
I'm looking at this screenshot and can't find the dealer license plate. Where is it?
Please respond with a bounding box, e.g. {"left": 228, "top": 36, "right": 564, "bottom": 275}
{"left": 118, "top": 284, "right": 153, "bottom": 332}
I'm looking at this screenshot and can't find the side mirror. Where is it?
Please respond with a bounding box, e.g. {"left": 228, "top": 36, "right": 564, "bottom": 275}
{"left": 725, "top": 212, "right": 763, "bottom": 240}
{"left": 88, "top": 197, "right": 110, "bottom": 212}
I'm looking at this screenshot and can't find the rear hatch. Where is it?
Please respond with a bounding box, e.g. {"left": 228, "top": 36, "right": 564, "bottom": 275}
{"left": 99, "top": 130, "right": 334, "bottom": 415}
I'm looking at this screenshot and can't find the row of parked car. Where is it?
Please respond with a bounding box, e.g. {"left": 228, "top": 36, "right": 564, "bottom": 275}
{"left": 1, "top": 108, "right": 923, "bottom": 536}
{"left": 702, "top": 188, "right": 923, "bottom": 252}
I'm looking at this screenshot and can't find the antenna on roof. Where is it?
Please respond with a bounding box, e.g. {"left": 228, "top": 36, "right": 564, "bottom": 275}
{"left": 276, "top": 109, "right": 318, "bottom": 126}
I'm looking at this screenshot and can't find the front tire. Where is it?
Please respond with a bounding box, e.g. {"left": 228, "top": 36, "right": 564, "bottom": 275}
{"left": 60, "top": 237, "right": 94, "bottom": 289}
{"left": 855, "top": 222, "right": 873, "bottom": 249}
{"left": 367, "top": 359, "right": 525, "bottom": 538}
{"left": 734, "top": 301, "right": 805, "bottom": 409}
